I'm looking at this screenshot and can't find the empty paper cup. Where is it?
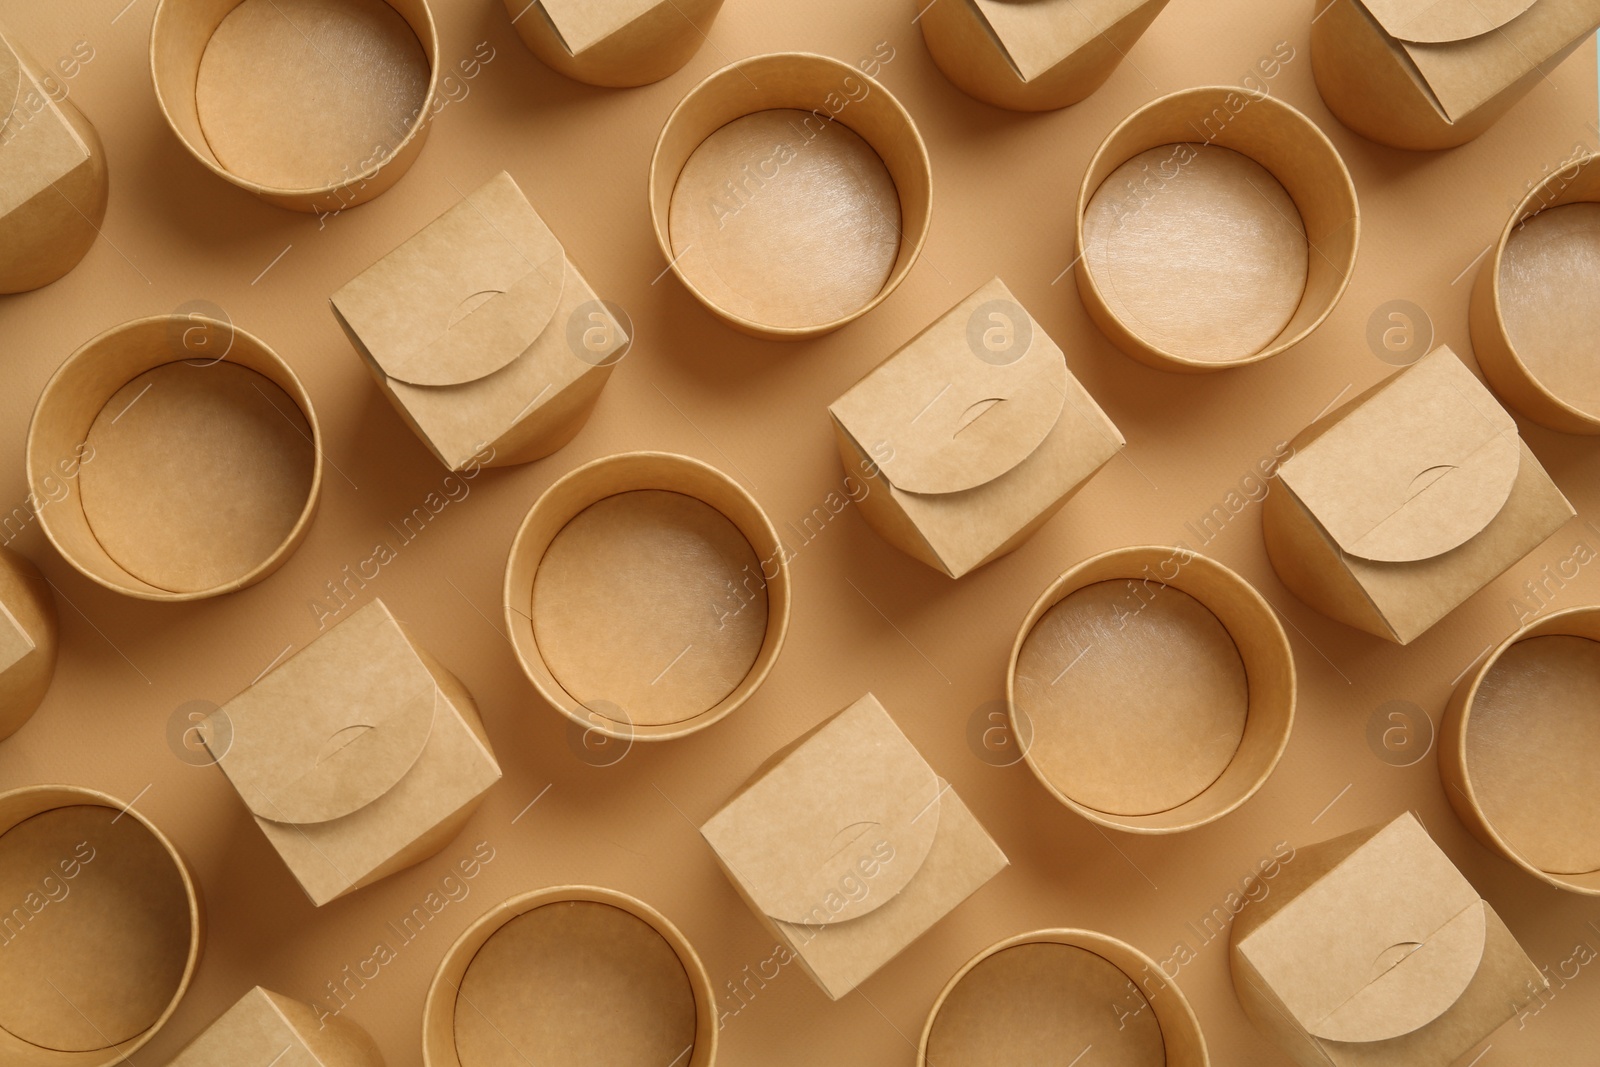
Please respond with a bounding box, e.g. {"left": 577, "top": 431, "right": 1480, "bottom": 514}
{"left": 649, "top": 52, "right": 932, "bottom": 339}
{"left": 423, "top": 885, "right": 716, "bottom": 1067}
{"left": 151, "top": 0, "right": 438, "bottom": 212}
{"left": 1009, "top": 546, "right": 1295, "bottom": 833}
{"left": 1075, "top": 86, "right": 1359, "bottom": 372}
{"left": 27, "top": 314, "right": 322, "bottom": 601}
{"left": 1471, "top": 152, "right": 1600, "bottom": 434}
{"left": 1442, "top": 604, "right": 1600, "bottom": 895}
{"left": 0, "top": 784, "right": 203, "bottom": 1067}
{"left": 920, "top": 928, "right": 1209, "bottom": 1066}
{"left": 504, "top": 451, "right": 790, "bottom": 741}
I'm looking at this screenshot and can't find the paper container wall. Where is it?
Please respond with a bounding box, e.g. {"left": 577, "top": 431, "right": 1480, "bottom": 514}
{"left": 503, "top": 0, "right": 725, "bottom": 87}
{"left": 918, "top": 928, "right": 1210, "bottom": 1066}
{"left": 1074, "top": 85, "right": 1358, "bottom": 373}
{"left": 919, "top": 0, "right": 1171, "bottom": 112}
{"left": 1471, "top": 151, "right": 1600, "bottom": 433}
{"left": 149, "top": 0, "right": 439, "bottom": 213}
{"left": 422, "top": 885, "right": 717, "bottom": 1067}
{"left": 168, "top": 985, "right": 382, "bottom": 1066}
{"left": 1311, "top": 0, "right": 1600, "bottom": 151}
{"left": 0, "top": 784, "right": 203, "bottom": 1067}
{"left": 648, "top": 51, "right": 932, "bottom": 339}
{"left": 25, "top": 314, "right": 323, "bottom": 602}
{"left": 1441, "top": 604, "right": 1600, "bottom": 895}
{"left": 1008, "top": 545, "right": 1295, "bottom": 833}
{"left": 0, "top": 546, "right": 56, "bottom": 744}
{"left": 0, "top": 27, "right": 108, "bottom": 293}
{"left": 504, "top": 451, "right": 791, "bottom": 742}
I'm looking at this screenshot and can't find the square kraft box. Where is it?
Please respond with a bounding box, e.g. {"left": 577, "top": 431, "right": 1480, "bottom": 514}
{"left": 1312, "top": 0, "right": 1600, "bottom": 149}
{"left": 1263, "top": 345, "right": 1572, "bottom": 645}
{"left": 169, "top": 986, "right": 381, "bottom": 1067}
{"left": 206, "top": 598, "right": 500, "bottom": 906}
{"left": 701, "top": 693, "right": 1008, "bottom": 1000}
{"left": 331, "top": 170, "right": 626, "bottom": 472}
{"left": 829, "top": 277, "right": 1124, "bottom": 579}
{"left": 1230, "top": 813, "right": 1545, "bottom": 1067}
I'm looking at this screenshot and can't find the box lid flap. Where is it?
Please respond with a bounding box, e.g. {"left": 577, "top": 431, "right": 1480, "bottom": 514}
{"left": 0, "top": 598, "right": 35, "bottom": 676}
{"left": 0, "top": 37, "right": 20, "bottom": 137}
{"left": 1239, "top": 815, "right": 1486, "bottom": 1043}
{"left": 1363, "top": 0, "right": 1537, "bottom": 43}
{"left": 829, "top": 278, "right": 1067, "bottom": 496}
{"left": 1277, "top": 348, "right": 1520, "bottom": 563}
{"left": 211, "top": 601, "right": 436, "bottom": 825}
{"left": 541, "top": 0, "right": 662, "bottom": 56}
{"left": 971, "top": 0, "right": 1151, "bottom": 82}
{"left": 331, "top": 172, "right": 566, "bottom": 388}
{"left": 701, "top": 694, "right": 942, "bottom": 926}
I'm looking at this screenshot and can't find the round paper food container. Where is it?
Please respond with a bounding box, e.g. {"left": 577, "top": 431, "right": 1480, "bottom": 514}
{"left": 1075, "top": 86, "right": 1359, "bottom": 373}
{"left": 423, "top": 885, "right": 717, "bottom": 1067}
{"left": 502, "top": 0, "right": 725, "bottom": 88}
{"left": 27, "top": 314, "right": 323, "bottom": 602}
{"left": 919, "top": 928, "right": 1210, "bottom": 1066}
{"left": 1008, "top": 545, "right": 1295, "bottom": 833}
{"left": 0, "top": 784, "right": 203, "bottom": 1067}
{"left": 0, "top": 545, "right": 59, "bottom": 743}
{"left": 1441, "top": 604, "right": 1600, "bottom": 895}
{"left": 1470, "top": 152, "right": 1600, "bottom": 435}
{"left": 504, "top": 451, "right": 790, "bottom": 742}
{"left": 150, "top": 0, "right": 438, "bottom": 213}
{"left": 649, "top": 51, "right": 932, "bottom": 340}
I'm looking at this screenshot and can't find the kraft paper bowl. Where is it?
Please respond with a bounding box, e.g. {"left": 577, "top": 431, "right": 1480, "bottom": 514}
{"left": 0, "top": 545, "right": 59, "bottom": 743}
{"left": 1441, "top": 605, "right": 1600, "bottom": 895}
{"left": 0, "top": 785, "right": 203, "bottom": 1067}
{"left": 150, "top": 0, "right": 439, "bottom": 213}
{"left": 503, "top": 0, "right": 724, "bottom": 88}
{"left": 27, "top": 314, "right": 323, "bottom": 602}
{"left": 423, "top": 885, "right": 717, "bottom": 1067}
{"left": 919, "top": 929, "right": 1209, "bottom": 1066}
{"left": 1471, "top": 152, "right": 1600, "bottom": 435}
{"left": 504, "top": 451, "right": 790, "bottom": 742}
{"left": 1008, "top": 546, "right": 1295, "bottom": 833}
{"left": 1075, "top": 86, "right": 1359, "bottom": 373}
{"left": 649, "top": 52, "right": 932, "bottom": 340}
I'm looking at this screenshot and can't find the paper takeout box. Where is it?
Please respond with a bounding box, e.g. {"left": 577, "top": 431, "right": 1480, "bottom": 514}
{"left": 920, "top": 0, "right": 1171, "bottom": 111}
{"left": 0, "top": 26, "right": 107, "bottom": 293}
{"left": 0, "top": 545, "right": 57, "bottom": 743}
{"left": 169, "top": 986, "right": 381, "bottom": 1067}
{"left": 207, "top": 598, "right": 501, "bottom": 906}
{"left": 505, "top": 0, "right": 724, "bottom": 87}
{"left": 332, "top": 171, "right": 625, "bottom": 472}
{"left": 1263, "top": 345, "right": 1572, "bottom": 645}
{"left": 1231, "top": 812, "right": 1545, "bottom": 1067}
{"left": 1312, "top": 0, "right": 1600, "bottom": 149}
{"left": 701, "top": 693, "right": 1008, "bottom": 1000}
{"left": 830, "top": 278, "right": 1124, "bottom": 579}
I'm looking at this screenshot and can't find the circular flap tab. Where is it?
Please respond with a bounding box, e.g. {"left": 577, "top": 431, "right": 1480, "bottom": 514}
{"left": 703, "top": 696, "right": 942, "bottom": 926}
{"left": 1362, "top": 0, "right": 1538, "bottom": 43}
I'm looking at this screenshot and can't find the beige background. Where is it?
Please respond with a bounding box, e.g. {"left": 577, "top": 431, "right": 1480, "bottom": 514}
{"left": 1, "top": 1, "right": 1598, "bottom": 1063}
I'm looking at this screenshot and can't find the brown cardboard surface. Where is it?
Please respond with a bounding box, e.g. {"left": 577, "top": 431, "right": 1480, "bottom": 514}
{"left": 169, "top": 985, "right": 383, "bottom": 1067}
{"left": 504, "top": 0, "right": 723, "bottom": 88}
{"left": 1, "top": 0, "right": 1599, "bottom": 1063}
{"left": 0, "top": 544, "right": 56, "bottom": 741}
{"left": 540, "top": 0, "right": 668, "bottom": 58}
{"left": 650, "top": 52, "right": 931, "bottom": 338}
{"left": 210, "top": 598, "right": 501, "bottom": 906}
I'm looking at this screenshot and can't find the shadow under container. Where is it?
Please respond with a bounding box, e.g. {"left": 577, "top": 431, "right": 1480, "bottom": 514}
{"left": 423, "top": 885, "right": 716, "bottom": 1067}
{"left": 1441, "top": 604, "right": 1600, "bottom": 895}
{"left": 649, "top": 52, "right": 932, "bottom": 339}
{"left": 920, "top": 928, "right": 1209, "bottom": 1065}
{"left": 1075, "top": 86, "right": 1358, "bottom": 372}
{"left": 503, "top": 0, "right": 724, "bottom": 87}
{"left": 1471, "top": 151, "right": 1600, "bottom": 434}
{"left": 505, "top": 451, "right": 790, "bottom": 742}
{"left": 151, "top": 0, "right": 438, "bottom": 212}
{"left": 0, "top": 784, "right": 203, "bottom": 1067}
{"left": 1008, "top": 546, "right": 1295, "bottom": 833}
{"left": 27, "top": 314, "right": 321, "bottom": 601}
